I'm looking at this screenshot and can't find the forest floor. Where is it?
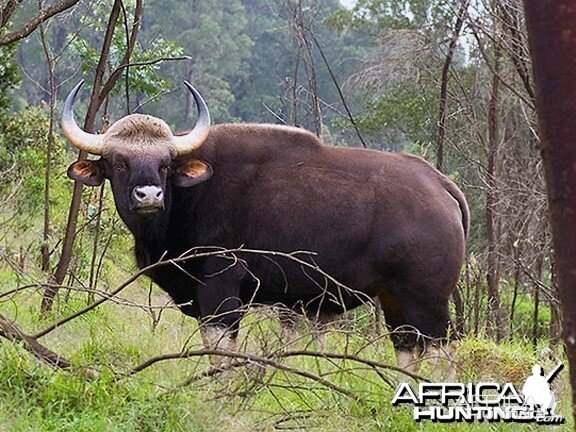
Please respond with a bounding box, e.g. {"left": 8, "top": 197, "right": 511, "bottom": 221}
{"left": 0, "top": 280, "right": 571, "bottom": 432}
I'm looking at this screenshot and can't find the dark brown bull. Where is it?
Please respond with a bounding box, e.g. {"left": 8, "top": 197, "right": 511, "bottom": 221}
{"left": 62, "top": 81, "right": 468, "bottom": 371}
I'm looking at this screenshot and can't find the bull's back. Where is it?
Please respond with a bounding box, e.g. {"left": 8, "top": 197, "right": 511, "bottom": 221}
{"left": 188, "top": 128, "right": 467, "bottom": 309}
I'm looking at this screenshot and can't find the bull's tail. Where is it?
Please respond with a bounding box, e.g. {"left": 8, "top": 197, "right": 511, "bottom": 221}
{"left": 443, "top": 178, "right": 470, "bottom": 240}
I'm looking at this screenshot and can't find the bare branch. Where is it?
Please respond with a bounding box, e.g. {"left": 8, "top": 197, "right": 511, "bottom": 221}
{"left": 0, "top": 0, "right": 80, "bottom": 45}
{"left": 436, "top": 0, "right": 470, "bottom": 171}
{"left": 36, "top": 246, "right": 372, "bottom": 339}
{"left": 0, "top": 313, "right": 94, "bottom": 378}
{"left": 125, "top": 348, "right": 363, "bottom": 401}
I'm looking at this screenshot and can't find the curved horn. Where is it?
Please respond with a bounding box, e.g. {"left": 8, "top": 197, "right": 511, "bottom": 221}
{"left": 61, "top": 80, "right": 105, "bottom": 155}
{"left": 171, "top": 81, "right": 211, "bottom": 156}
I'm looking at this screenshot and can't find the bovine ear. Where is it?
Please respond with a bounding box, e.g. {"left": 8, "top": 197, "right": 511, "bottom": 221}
{"left": 172, "top": 159, "right": 213, "bottom": 187}
{"left": 67, "top": 160, "right": 105, "bottom": 186}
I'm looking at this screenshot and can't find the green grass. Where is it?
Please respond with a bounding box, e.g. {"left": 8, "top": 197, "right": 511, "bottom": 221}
{"left": 0, "top": 284, "right": 573, "bottom": 431}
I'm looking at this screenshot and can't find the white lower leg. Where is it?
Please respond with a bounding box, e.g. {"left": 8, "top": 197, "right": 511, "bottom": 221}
{"left": 395, "top": 346, "right": 421, "bottom": 378}
{"left": 313, "top": 329, "right": 327, "bottom": 352}
{"left": 200, "top": 325, "right": 237, "bottom": 367}
{"left": 310, "top": 312, "right": 337, "bottom": 352}
{"left": 278, "top": 309, "right": 301, "bottom": 347}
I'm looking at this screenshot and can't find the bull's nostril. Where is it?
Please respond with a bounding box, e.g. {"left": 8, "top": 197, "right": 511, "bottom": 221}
{"left": 133, "top": 185, "right": 163, "bottom": 206}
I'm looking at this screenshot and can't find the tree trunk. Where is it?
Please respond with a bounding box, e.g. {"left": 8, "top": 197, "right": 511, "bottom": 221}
{"left": 41, "top": 0, "right": 123, "bottom": 312}
{"left": 42, "top": 0, "right": 143, "bottom": 312}
{"left": 39, "top": 14, "right": 55, "bottom": 272}
{"left": 532, "top": 253, "right": 544, "bottom": 349}
{"left": 486, "top": 41, "right": 503, "bottom": 341}
{"left": 435, "top": 0, "right": 469, "bottom": 172}
{"left": 451, "top": 285, "right": 465, "bottom": 335}
{"left": 523, "top": 0, "right": 576, "bottom": 422}
{"left": 549, "top": 259, "right": 562, "bottom": 346}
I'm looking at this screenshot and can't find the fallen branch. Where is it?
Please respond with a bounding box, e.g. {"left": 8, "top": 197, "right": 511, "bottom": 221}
{"left": 126, "top": 347, "right": 429, "bottom": 382}
{"left": 0, "top": 313, "right": 94, "bottom": 378}
{"left": 124, "top": 347, "right": 362, "bottom": 401}
{"left": 121, "top": 345, "right": 431, "bottom": 405}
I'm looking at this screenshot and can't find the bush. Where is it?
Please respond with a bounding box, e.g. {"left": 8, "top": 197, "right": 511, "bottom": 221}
{"left": 0, "top": 106, "right": 69, "bottom": 215}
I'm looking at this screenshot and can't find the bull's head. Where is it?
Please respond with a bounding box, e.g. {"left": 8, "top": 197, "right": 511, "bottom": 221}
{"left": 62, "top": 81, "right": 212, "bottom": 218}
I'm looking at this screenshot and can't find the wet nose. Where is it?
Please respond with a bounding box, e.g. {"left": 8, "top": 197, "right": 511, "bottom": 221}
{"left": 132, "top": 185, "right": 164, "bottom": 209}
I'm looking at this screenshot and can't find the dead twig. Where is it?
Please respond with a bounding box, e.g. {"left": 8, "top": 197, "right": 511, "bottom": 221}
{"left": 35, "top": 246, "right": 369, "bottom": 339}
{"left": 0, "top": 313, "right": 94, "bottom": 378}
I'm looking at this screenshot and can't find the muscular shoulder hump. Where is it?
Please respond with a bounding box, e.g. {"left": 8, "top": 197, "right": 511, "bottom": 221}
{"left": 211, "top": 123, "right": 324, "bottom": 150}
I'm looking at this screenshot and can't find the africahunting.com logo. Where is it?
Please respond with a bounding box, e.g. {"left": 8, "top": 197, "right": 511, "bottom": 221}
{"left": 392, "top": 363, "right": 565, "bottom": 424}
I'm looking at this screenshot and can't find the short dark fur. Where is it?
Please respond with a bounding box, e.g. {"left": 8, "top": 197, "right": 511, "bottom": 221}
{"left": 70, "top": 123, "right": 469, "bottom": 350}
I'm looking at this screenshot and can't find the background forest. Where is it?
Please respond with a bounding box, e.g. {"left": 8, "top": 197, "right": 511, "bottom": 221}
{"left": 0, "top": 0, "right": 566, "bottom": 430}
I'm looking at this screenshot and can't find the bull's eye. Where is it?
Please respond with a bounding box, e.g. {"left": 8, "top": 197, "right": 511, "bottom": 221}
{"left": 160, "top": 165, "right": 169, "bottom": 173}
{"left": 114, "top": 162, "right": 127, "bottom": 171}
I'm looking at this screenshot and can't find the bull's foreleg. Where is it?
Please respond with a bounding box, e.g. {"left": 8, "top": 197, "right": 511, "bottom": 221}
{"left": 277, "top": 308, "right": 338, "bottom": 350}
{"left": 394, "top": 341, "right": 458, "bottom": 381}
{"left": 196, "top": 259, "right": 244, "bottom": 367}
{"left": 197, "top": 302, "right": 242, "bottom": 368}
{"left": 395, "top": 346, "right": 422, "bottom": 377}
{"left": 200, "top": 324, "right": 238, "bottom": 367}
{"left": 200, "top": 325, "right": 238, "bottom": 351}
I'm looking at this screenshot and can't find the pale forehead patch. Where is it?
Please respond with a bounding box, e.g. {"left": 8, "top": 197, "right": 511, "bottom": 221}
{"left": 103, "top": 114, "right": 177, "bottom": 155}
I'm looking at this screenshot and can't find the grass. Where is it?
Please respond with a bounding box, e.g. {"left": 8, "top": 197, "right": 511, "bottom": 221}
{"left": 0, "top": 281, "right": 572, "bottom": 431}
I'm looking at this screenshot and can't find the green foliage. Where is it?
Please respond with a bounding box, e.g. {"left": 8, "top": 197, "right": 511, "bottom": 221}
{"left": 0, "top": 2, "right": 566, "bottom": 430}
{"left": 327, "top": 0, "right": 460, "bottom": 34}
{"left": 0, "top": 107, "right": 68, "bottom": 216}
{"left": 0, "top": 297, "right": 571, "bottom": 431}
{"left": 456, "top": 337, "right": 542, "bottom": 385}
{"left": 326, "top": 0, "right": 472, "bottom": 154}
{"left": 0, "top": 342, "right": 192, "bottom": 432}
{"left": 346, "top": 83, "right": 437, "bottom": 151}
{"left": 127, "top": 39, "right": 184, "bottom": 96}
{"left": 13, "top": 0, "right": 369, "bottom": 136}
{"left": 504, "top": 289, "right": 552, "bottom": 339}
{"left": 68, "top": 0, "right": 184, "bottom": 107}
{"left": 232, "top": 0, "right": 366, "bottom": 127}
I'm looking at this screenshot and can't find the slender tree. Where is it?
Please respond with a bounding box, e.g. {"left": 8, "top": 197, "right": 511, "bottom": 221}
{"left": 435, "top": 0, "right": 469, "bottom": 172}
{"left": 42, "top": 0, "right": 143, "bottom": 311}
{"left": 485, "top": 39, "right": 503, "bottom": 340}
{"left": 38, "top": 15, "right": 55, "bottom": 272}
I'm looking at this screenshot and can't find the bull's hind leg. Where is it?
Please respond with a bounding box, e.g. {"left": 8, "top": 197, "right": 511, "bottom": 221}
{"left": 378, "top": 288, "right": 456, "bottom": 379}
{"left": 277, "top": 307, "right": 301, "bottom": 347}
{"left": 277, "top": 307, "right": 338, "bottom": 351}
{"left": 377, "top": 290, "right": 423, "bottom": 376}
{"left": 307, "top": 311, "right": 339, "bottom": 352}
